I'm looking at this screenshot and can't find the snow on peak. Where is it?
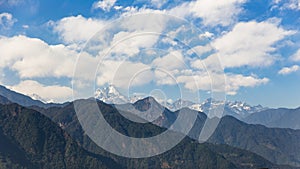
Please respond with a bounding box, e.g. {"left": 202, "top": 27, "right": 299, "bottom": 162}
{"left": 29, "top": 93, "right": 53, "bottom": 103}
{"left": 94, "top": 86, "right": 266, "bottom": 119}
{"left": 94, "top": 85, "right": 128, "bottom": 104}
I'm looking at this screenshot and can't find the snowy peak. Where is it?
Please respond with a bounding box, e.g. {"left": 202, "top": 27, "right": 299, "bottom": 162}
{"left": 197, "top": 98, "right": 266, "bottom": 119}
{"left": 94, "top": 85, "right": 128, "bottom": 104}
{"left": 94, "top": 85, "right": 266, "bottom": 119}
{"left": 227, "top": 101, "right": 264, "bottom": 114}
{"left": 29, "top": 93, "right": 53, "bottom": 103}
{"left": 164, "top": 98, "right": 266, "bottom": 119}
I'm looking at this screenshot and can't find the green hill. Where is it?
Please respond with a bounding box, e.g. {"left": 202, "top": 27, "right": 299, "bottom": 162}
{"left": 0, "top": 103, "right": 122, "bottom": 169}
{"left": 32, "top": 99, "right": 293, "bottom": 169}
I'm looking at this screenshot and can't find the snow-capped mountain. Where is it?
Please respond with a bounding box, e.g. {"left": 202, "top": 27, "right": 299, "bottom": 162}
{"left": 160, "top": 98, "right": 266, "bottom": 119}
{"left": 29, "top": 93, "right": 52, "bottom": 103}
{"left": 94, "top": 85, "right": 266, "bottom": 119}
{"left": 187, "top": 98, "right": 266, "bottom": 119}
{"left": 226, "top": 101, "right": 265, "bottom": 116}
{"left": 94, "top": 85, "right": 128, "bottom": 104}
{"left": 166, "top": 99, "right": 195, "bottom": 111}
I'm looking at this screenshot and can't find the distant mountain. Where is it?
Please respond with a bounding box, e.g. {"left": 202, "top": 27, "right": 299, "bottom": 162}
{"left": 0, "top": 85, "right": 65, "bottom": 108}
{"left": 144, "top": 97, "right": 266, "bottom": 120}
{"left": 197, "top": 98, "right": 266, "bottom": 119}
{"left": 208, "top": 116, "right": 300, "bottom": 167}
{"left": 29, "top": 93, "right": 51, "bottom": 103}
{"left": 0, "top": 103, "right": 122, "bottom": 169}
{"left": 94, "top": 86, "right": 266, "bottom": 120}
{"left": 165, "top": 99, "right": 195, "bottom": 110}
{"left": 245, "top": 107, "right": 300, "bottom": 130}
{"left": 94, "top": 85, "right": 128, "bottom": 104}
{"left": 0, "top": 95, "right": 11, "bottom": 104}
{"left": 115, "top": 97, "right": 177, "bottom": 127}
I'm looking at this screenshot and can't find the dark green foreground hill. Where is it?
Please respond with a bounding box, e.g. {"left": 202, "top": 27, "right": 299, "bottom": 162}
{"left": 0, "top": 103, "right": 122, "bottom": 169}
{"left": 0, "top": 102, "right": 290, "bottom": 168}
{"left": 13, "top": 99, "right": 296, "bottom": 169}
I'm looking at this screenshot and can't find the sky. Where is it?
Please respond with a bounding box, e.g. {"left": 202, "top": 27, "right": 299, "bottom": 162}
{"left": 0, "top": 0, "right": 300, "bottom": 108}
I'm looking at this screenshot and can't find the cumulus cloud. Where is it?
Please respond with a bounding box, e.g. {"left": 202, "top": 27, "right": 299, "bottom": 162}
{"left": 278, "top": 65, "right": 300, "bottom": 75}
{"left": 152, "top": 50, "right": 185, "bottom": 71}
{"left": 225, "top": 74, "right": 269, "bottom": 95}
{"left": 52, "top": 15, "right": 107, "bottom": 44}
{"left": 150, "top": 0, "right": 168, "bottom": 8}
{"left": 92, "top": 0, "right": 117, "bottom": 11}
{"left": 273, "top": 0, "right": 300, "bottom": 10}
{"left": 0, "top": 12, "right": 16, "bottom": 29}
{"left": 0, "top": 35, "right": 77, "bottom": 78}
{"left": 8, "top": 80, "right": 73, "bottom": 103}
{"left": 291, "top": 49, "right": 300, "bottom": 61}
{"left": 168, "top": 0, "right": 247, "bottom": 26}
{"left": 188, "top": 45, "right": 214, "bottom": 59}
{"left": 110, "top": 31, "right": 159, "bottom": 57}
{"left": 211, "top": 19, "right": 295, "bottom": 68}
{"left": 190, "top": 0, "right": 247, "bottom": 26}
{"left": 199, "top": 32, "right": 214, "bottom": 39}
{"left": 96, "top": 60, "right": 153, "bottom": 88}
{"left": 176, "top": 69, "right": 269, "bottom": 95}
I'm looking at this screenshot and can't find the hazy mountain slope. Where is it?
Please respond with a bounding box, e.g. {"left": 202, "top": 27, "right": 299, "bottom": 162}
{"left": 0, "top": 85, "right": 65, "bottom": 108}
{"left": 209, "top": 116, "right": 300, "bottom": 167}
{"left": 245, "top": 108, "right": 300, "bottom": 129}
{"left": 0, "top": 95, "right": 11, "bottom": 105}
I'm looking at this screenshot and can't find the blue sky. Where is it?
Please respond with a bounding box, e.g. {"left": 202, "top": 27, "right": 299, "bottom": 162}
{"left": 0, "top": 0, "right": 300, "bottom": 108}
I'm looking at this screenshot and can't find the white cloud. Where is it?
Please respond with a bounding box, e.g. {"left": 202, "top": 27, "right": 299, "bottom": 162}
{"left": 110, "top": 31, "right": 159, "bottom": 57}
{"left": 211, "top": 20, "right": 295, "bottom": 68}
{"left": 0, "top": 12, "right": 16, "bottom": 29}
{"left": 152, "top": 50, "right": 185, "bottom": 71}
{"left": 278, "top": 65, "right": 300, "bottom": 75}
{"left": 188, "top": 45, "right": 214, "bottom": 58}
{"left": 53, "top": 15, "right": 107, "bottom": 44}
{"left": 92, "top": 0, "right": 117, "bottom": 11}
{"left": 168, "top": 0, "right": 247, "bottom": 26}
{"left": 177, "top": 70, "right": 268, "bottom": 95}
{"left": 199, "top": 32, "right": 214, "bottom": 39}
{"left": 8, "top": 80, "right": 73, "bottom": 103}
{"left": 96, "top": 60, "right": 153, "bottom": 88}
{"left": 22, "top": 24, "right": 29, "bottom": 29}
{"left": 191, "top": 0, "right": 247, "bottom": 26}
{"left": 120, "top": 10, "right": 167, "bottom": 33}
{"left": 113, "top": 5, "right": 123, "bottom": 10}
{"left": 273, "top": 0, "right": 300, "bottom": 10}
{"left": 154, "top": 70, "right": 178, "bottom": 85}
{"left": 167, "top": 2, "right": 191, "bottom": 18}
{"left": 0, "top": 35, "right": 77, "bottom": 78}
{"left": 176, "top": 71, "right": 213, "bottom": 91}
{"left": 225, "top": 74, "right": 269, "bottom": 95}
{"left": 291, "top": 49, "right": 300, "bottom": 61}
{"left": 150, "top": 0, "right": 168, "bottom": 8}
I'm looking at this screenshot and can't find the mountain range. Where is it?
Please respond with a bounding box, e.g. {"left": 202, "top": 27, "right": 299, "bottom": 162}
{"left": 0, "top": 85, "right": 66, "bottom": 109}
{"left": 94, "top": 85, "right": 300, "bottom": 130}
{"left": 0, "top": 97, "right": 291, "bottom": 168}
{"left": 1, "top": 85, "right": 300, "bottom": 168}
{"left": 94, "top": 85, "right": 266, "bottom": 120}
{"left": 37, "top": 96, "right": 300, "bottom": 168}
{"left": 245, "top": 107, "right": 300, "bottom": 130}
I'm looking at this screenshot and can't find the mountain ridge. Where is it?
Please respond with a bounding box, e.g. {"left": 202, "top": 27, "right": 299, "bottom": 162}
{"left": 94, "top": 85, "right": 266, "bottom": 120}
{"left": 0, "top": 85, "right": 67, "bottom": 108}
